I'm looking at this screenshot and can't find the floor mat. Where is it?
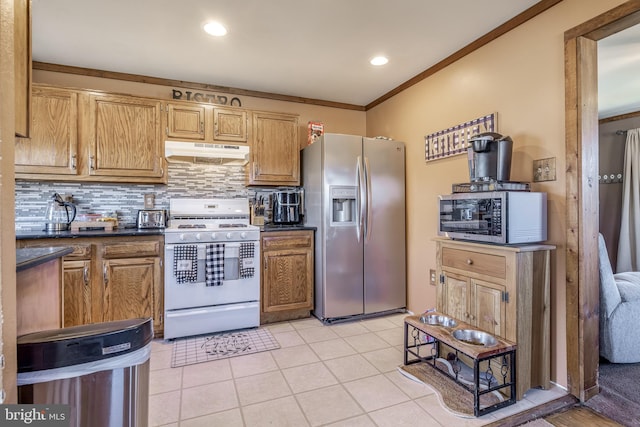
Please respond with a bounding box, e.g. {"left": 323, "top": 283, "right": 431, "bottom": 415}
{"left": 399, "top": 361, "right": 507, "bottom": 418}
{"left": 171, "top": 328, "right": 280, "bottom": 368}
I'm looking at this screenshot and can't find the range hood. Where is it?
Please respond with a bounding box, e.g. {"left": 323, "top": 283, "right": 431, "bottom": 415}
{"left": 165, "top": 141, "right": 249, "bottom": 166}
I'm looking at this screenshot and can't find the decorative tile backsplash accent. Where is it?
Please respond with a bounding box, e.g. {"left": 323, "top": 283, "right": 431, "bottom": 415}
{"left": 15, "top": 163, "right": 249, "bottom": 230}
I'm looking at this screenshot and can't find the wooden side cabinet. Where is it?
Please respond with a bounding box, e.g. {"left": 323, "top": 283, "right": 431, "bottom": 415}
{"left": 260, "top": 230, "right": 314, "bottom": 324}
{"left": 435, "top": 237, "right": 555, "bottom": 400}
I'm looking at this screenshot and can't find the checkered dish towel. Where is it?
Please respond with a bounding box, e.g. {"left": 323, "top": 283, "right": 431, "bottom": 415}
{"left": 240, "top": 242, "right": 255, "bottom": 279}
{"left": 206, "top": 243, "right": 225, "bottom": 286}
{"left": 173, "top": 245, "right": 198, "bottom": 284}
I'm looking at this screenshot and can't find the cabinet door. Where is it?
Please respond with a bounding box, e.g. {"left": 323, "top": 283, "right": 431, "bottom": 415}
{"left": 15, "top": 87, "right": 78, "bottom": 175}
{"left": 442, "top": 272, "right": 470, "bottom": 323}
{"left": 249, "top": 112, "right": 299, "bottom": 185}
{"left": 263, "top": 247, "right": 313, "bottom": 313}
{"left": 88, "top": 94, "right": 164, "bottom": 179}
{"left": 471, "top": 279, "right": 506, "bottom": 338}
{"left": 102, "top": 257, "right": 159, "bottom": 326}
{"left": 14, "top": 0, "right": 31, "bottom": 137}
{"left": 214, "top": 108, "right": 248, "bottom": 142}
{"left": 62, "top": 260, "right": 92, "bottom": 327}
{"left": 166, "top": 103, "right": 206, "bottom": 140}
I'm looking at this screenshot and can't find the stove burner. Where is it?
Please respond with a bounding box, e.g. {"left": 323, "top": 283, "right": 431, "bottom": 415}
{"left": 219, "top": 224, "right": 248, "bottom": 228}
{"left": 177, "top": 224, "right": 206, "bottom": 229}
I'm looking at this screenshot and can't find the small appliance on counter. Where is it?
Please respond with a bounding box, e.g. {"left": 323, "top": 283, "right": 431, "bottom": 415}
{"left": 467, "top": 132, "right": 513, "bottom": 182}
{"left": 136, "top": 209, "right": 167, "bottom": 229}
{"left": 271, "top": 189, "right": 304, "bottom": 224}
{"left": 44, "top": 193, "right": 77, "bottom": 232}
{"left": 440, "top": 132, "right": 548, "bottom": 244}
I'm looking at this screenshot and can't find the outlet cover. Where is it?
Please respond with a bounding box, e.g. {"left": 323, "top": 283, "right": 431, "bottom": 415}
{"left": 429, "top": 269, "right": 436, "bottom": 286}
{"left": 533, "top": 157, "right": 556, "bottom": 182}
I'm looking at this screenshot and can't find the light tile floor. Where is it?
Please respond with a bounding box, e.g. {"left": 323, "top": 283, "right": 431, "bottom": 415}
{"left": 149, "top": 313, "right": 567, "bottom": 426}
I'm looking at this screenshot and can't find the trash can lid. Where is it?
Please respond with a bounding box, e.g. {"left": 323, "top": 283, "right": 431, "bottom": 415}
{"left": 17, "top": 318, "right": 154, "bottom": 372}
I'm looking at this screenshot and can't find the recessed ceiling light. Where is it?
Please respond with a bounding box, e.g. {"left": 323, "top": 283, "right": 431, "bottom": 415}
{"left": 204, "top": 21, "right": 227, "bottom": 37}
{"left": 370, "top": 56, "right": 389, "bottom": 66}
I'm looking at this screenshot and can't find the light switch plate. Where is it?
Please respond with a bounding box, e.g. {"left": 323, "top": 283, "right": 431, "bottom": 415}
{"left": 429, "top": 269, "right": 436, "bottom": 286}
{"left": 533, "top": 157, "right": 556, "bottom": 182}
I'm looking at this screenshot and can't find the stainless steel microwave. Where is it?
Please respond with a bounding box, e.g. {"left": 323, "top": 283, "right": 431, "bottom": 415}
{"left": 438, "top": 191, "right": 547, "bottom": 244}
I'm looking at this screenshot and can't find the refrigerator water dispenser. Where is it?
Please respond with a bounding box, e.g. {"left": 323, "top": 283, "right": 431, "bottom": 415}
{"left": 330, "top": 186, "right": 356, "bottom": 224}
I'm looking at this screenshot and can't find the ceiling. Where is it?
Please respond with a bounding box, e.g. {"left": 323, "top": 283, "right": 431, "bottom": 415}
{"left": 32, "top": 1, "right": 638, "bottom": 116}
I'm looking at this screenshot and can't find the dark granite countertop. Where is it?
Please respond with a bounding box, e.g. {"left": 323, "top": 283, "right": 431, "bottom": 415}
{"left": 260, "top": 224, "right": 317, "bottom": 232}
{"left": 16, "top": 246, "right": 74, "bottom": 272}
{"left": 16, "top": 226, "right": 165, "bottom": 240}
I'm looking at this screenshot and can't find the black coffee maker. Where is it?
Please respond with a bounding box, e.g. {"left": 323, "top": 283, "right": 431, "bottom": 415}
{"left": 271, "top": 190, "right": 303, "bottom": 224}
{"left": 467, "top": 132, "right": 513, "bottom": 182}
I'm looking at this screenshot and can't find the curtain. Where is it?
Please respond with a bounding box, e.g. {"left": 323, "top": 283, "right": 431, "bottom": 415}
{"left": 617, "top": 128, "right": 640, "bottom": 272}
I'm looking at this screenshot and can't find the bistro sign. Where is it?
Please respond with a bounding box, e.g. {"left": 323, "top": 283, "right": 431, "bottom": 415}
{"left": 171, "top": 89, "right": 242, "bottom": 107}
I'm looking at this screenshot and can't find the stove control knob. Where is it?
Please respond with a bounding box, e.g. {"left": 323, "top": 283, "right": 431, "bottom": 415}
{"left": 210, "top": 232, "right": 217, "bottom": 240}
{"left": 226, "top": 232, "right": 233, "bottom": 239}
{"left": 240, "top": 232, "right": 247, "bottom": 239}
{"left": 195, "top": 233, "right": 201, "bottom": 240}
{"left": 179, "top": 234, "right": 186, "bottom": 241}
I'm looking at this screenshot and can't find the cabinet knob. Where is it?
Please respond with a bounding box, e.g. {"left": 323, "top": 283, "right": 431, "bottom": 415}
{"left": 466, "top": 258, "right": 473, "bottom": 265}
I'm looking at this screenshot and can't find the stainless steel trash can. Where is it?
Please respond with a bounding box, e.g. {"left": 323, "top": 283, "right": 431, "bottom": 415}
{"left": 17, "top": 318, "right": 153, "bottom": 427}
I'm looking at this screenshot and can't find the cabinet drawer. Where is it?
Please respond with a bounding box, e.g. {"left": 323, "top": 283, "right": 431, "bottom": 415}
{"left": 101, "top": 241, "right": 161, "bottom": 258}
{"left": 262, "top": 232, "right": 312, "bottom": 250}
{"left": 441, "top": 247, "right": 506, "bottom": 279}
{"left": 65, "top": 243, "right": 92, "bottom": 259}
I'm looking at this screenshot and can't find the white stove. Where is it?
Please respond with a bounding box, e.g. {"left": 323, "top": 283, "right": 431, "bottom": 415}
{"left": 164, "top": 198, "right": 261, "bottom": 340}
{"left": 165, "top": 198, "right": 260, "bottom": 244}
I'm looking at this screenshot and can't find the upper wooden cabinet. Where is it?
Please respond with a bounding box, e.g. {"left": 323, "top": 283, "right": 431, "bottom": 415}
{"left": 213, "top": 108, "right": 248, "bottom": 142}
{"left": 248, "top": 111, "right": 299, "bottom": 186}
{"left": 87, "top": 94, "right": 164, "bottom": 180}
{"left": 14, "top": 0, "right": 31, "bottom": 137}
{"left": 164, "top": 101, "right": 248, "bottom": 143}
{"left": 16, "top": 86, "right": 79, "bottom": 175}
{"left": 166, "top": 103, "right": 206, "bottom": 140}
{"left": 16, "top": 85, "right": 167, "bottom": 183}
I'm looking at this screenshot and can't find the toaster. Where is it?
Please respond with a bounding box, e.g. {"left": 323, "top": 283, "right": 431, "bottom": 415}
{"left": 137, "top": 209, "right": 167, "bottom": 229}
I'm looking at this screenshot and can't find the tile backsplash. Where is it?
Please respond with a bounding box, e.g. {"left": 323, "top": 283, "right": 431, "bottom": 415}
{"left": 15, "top": 163, "right": 249, "bottom": 230}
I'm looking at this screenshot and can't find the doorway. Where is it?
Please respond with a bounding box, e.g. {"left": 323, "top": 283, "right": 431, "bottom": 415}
{"left": 564, "top": 1, "right": 640, "bottom": 402}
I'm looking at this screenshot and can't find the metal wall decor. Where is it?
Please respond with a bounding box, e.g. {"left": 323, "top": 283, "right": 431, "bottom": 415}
{"left": 425, "top": 113, "right": 497, "bottom": 162}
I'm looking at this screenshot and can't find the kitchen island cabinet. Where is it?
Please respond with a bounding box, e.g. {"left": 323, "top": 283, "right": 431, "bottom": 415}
{"left": 16, "top": 246, "right": 73, "bottom": 335}
{"left": 16, "top": 235, "right": 164, "bottom": 336}
{"left": 435, "top": 237, "right": 555, "bottom": 399}
{"left": 165, "top": 101, "right": 249, "bottom": 143}
{"left": 248, "top": 111, "right": 299, "bottom": 186}
{"left": 260, "top": 230, "right": 314, "bottom": 324}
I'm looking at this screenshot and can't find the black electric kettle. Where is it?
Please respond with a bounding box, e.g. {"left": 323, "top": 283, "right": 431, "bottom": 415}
{"left": 44, "top": 193, "right": 77, "bottom": 231}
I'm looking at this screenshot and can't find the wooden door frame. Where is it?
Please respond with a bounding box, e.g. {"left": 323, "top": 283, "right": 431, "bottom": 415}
{"left": 565, "top": 0, "right": 640, "bottom": 402}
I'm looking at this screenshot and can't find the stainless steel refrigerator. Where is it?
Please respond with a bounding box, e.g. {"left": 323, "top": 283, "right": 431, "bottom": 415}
{"left": 302, "top": 133, "right": 406, "bottom": 322}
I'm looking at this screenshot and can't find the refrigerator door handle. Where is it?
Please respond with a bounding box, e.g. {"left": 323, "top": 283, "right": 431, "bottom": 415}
{"left": 356, "top": 155, "right": 365, "bottom": 242}
{"left": 364, "top": 156, "right": 372, "bottom": 241}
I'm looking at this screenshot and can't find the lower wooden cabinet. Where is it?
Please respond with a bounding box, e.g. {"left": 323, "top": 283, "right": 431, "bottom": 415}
{"left": 17, "top": 235, "right": 164, "bottom": 336}
{"left": 435, "top": 237, "right": 555, "bottom": 399}
{"left": 260, "top": 230, "right": 314, "bottom": 324}
{"left": 62, "top": 259, "right": 91, "bottom": 327}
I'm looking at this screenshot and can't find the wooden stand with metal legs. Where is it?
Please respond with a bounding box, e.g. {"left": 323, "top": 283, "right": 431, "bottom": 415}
{"left": 403, "top": 315, "right": 517, "bottom": 417}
